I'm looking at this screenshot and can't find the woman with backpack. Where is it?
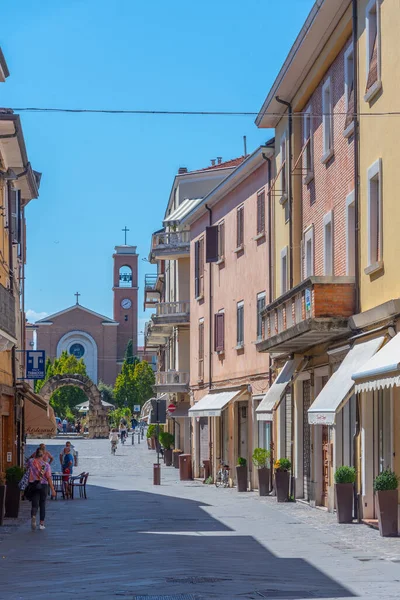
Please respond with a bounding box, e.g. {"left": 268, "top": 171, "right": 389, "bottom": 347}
{"left": 26, "top": 448, "right": 56, "bottom": 530}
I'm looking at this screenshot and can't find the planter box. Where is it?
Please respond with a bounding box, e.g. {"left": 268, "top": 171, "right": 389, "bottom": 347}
{"left": 236, "top": 465, "right": 248, "bottom": 492}
{"left": 164, "top": 448, "right": 173, "bottom": 467}
{"left": 151, "top": 438, "right": 156, "bottom": 450}
{"left": 5, "top": 483, "right": 20, "bottom": 518}
{"left": 335, "top": 483, "right": 353, "bottom": 523}
{"left": 275, "top": 470, "right": 289, "bottom": 502}
{"left": 173, "top": 451, "right": 182, "bottom": 469}
{"left": 0, "top": 486, "right": 5, "bottom": 526}
{"left": 257, "top": 467, "right": 270, "bottom": 496}
{"left": 376, "top": 490, "right": 398, "bottom": 537}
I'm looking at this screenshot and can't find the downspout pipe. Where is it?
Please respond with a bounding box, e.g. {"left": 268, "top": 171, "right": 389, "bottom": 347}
{"left": 205, "top": 205, "right": 213, "bottom": 390}
{"left": 275, "top": 97, "right": 293, "bottom": 289}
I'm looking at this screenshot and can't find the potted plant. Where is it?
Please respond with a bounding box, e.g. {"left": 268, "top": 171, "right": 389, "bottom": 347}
{"left": 159, "top": 432, "right": 174, "bottom": 466}
{"left": 236, "top": 457, "right": 248, "bottom": 492}
{"left": 374, "top": 468, "right": 399, "bottom": 537}
{"left": 5, "top": 466, "right": 24, "bottom": 518}
{"left": 274, "top": 458, "right": 291, "bottom": 502}
{"left": 173, "top": 449, "right": 183, "bottom": 469}
{"left": 146, "top": 424, "right": 157, "bottom": 450}
{"left": 0, "top": 472, "right": 5, "bottom": 526}
{"left": 252, "top": 448, "right": 271, "bottom": 496}
{"left": 334, "top": 465, "right": 355, "bottom": 523}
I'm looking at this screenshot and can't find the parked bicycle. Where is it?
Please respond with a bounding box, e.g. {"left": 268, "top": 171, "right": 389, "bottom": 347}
{"left": 215, "top": 462, "right": 230, "bottom": 488}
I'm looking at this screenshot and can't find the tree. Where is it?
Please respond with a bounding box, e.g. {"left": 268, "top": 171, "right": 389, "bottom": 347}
{"left": 35, "top": 351, "right": 88, "bottom": 418}
{"left": 98, "top": 381, "right": 115, "bottom": 405}
{"left": 133, "top": 361, "right": 155, "bottom": 407}
{"left": 124, "top": 339, "right": 140, "bottom": 367}
{"left": 113, "top": 361, "right": 136, "bottom": 409}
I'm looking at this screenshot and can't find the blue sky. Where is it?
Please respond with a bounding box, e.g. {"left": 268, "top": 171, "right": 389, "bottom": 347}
{"left": 1, "top": 0, "right": 314, "bottom": 342}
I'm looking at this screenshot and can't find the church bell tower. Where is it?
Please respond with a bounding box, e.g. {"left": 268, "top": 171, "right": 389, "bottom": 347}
{"left": 113, "top": 231, "right": 138, "bottom": 363}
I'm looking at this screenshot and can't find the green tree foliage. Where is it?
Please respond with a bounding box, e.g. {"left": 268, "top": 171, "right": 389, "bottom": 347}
{"left": 109, "top": 407, "right": 132, "bottom": 429}
{"left": 124, "top": 339, "right": 140, "bottom": 367}
{"left": 114, "top": 341, "right": 155, "bottom": 410}
{"left": 35, "top": 351, "right": 88, "bottom": 419}
{"left": 97, "top": 381, "right": 115, "bottom": 405}
{"left": 114, "top": 361, "right": 136, "bottom": 409}
{"left": 133, "top": 361, "right": 155, "bottom": 406}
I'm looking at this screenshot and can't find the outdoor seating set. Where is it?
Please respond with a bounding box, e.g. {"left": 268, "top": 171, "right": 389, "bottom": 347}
{"left": 51, "top": 472, "right": 89, "bottom": 500}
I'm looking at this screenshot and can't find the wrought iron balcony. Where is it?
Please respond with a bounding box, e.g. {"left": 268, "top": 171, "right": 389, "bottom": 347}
{"left": 152, "top": 301, "right": 190, "bottom": 325}
{"left": 144, "top": 273, "right": 162, "bottom": 309}
{"left": 0, "top": 283, "right": 16, "bottom": 349}
{"left": 151, "top": 230, "right": 190, "bottom": 260}
{"left": 154, "top": 371, "right": 190, "bottom": 393}
{"left": 256, "top": 276, "right": 355, "bottom": 355}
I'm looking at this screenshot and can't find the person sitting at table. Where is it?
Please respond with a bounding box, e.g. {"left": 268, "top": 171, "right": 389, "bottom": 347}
{"left": 62, "top": 446, "right": 74, "bottom": 499}
{"left": 29, "top": 443, "right": 54, "bottom": 464}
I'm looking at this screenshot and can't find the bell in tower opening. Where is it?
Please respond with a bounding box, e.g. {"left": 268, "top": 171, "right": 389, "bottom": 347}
{"left": 119, "top": 265, "right": 132, "bottom": 288}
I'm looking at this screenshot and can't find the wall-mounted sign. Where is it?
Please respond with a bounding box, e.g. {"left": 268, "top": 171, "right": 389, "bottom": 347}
{"left": 133, "top": 405, "right": 141, "bottom": 413}
{"left": 26, "top": 350, "right": 46, "bottom": 380}
{"left": 305, "top": 289, "right": 311, "bottom": 313}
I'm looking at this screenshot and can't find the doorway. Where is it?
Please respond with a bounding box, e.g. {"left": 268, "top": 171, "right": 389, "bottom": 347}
{"left": 303, "top": 380, "right": 311, "bottom": 501}
{"left": 238, "top": 402, "right": 248, "bottom": 462}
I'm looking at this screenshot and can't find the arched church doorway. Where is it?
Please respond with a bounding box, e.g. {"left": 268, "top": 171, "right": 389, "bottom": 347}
{"left": 39, "top": 374, "right": 109, "bottom": 438}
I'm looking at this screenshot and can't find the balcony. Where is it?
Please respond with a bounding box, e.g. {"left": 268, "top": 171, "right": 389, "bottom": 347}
{"left": 0, "top": 284, "right": 16, "bottom": 350}
{"left": 152, "top": 301, "right": 190, "bottom": 326}
{"left": 256, "top": 276, "right": 355, "bottom": 355}
{"left": 144, "top": 273, "right": 162, "bottom": 309}
{"left": 151, "top": 230, "right": 190, "bottom": 261}
{"left": 144, "top": 320, "right": 170, "bottom": 349}
{"left": 154, "top": 371, "right": 190, "bottom": 393}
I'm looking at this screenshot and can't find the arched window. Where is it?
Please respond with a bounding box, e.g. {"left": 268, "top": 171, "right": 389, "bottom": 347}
{"left": 119, "top": 265, "right": 132, "bottom": 288}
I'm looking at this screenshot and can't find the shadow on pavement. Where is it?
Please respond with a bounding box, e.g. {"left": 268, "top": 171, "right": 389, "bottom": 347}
{"left": 0, "top": 485, "right": 356, "bottom": 600}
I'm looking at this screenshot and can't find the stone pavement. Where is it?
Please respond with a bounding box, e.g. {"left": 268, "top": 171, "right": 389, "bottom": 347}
{"left": 1, "top": 437, "right": 399, "bottom": 600}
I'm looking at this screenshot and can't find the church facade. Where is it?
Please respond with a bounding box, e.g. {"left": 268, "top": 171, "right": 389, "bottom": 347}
{"left": 33, "top": 244, "right": 138, "bottom": 386}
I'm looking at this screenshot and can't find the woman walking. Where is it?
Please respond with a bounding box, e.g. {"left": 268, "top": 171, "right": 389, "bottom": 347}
{"left": 27, "top": 448, "right": 56, "bottom": 530}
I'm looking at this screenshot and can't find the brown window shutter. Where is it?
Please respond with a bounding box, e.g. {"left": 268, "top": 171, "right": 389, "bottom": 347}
{"left": 237, "top": 206, "right": 244, "bottom": 247}
{"left": 206, "top": 226, "right": 218, "bottom": 263}
{"left": 366, "top": 33, "right": 378, "bottom": 91}
{"left": 257, "top": 192, "right": 265, "bottom": 234}
{"left": 10, "top": 189, "right": 20, "bottom": 245}
{"left": 218, "top": 221, "right": 225, "bottom": 259}
{"left": 214, "top": 312, "right": 225, "bottom": 352}
{"left": 344, "top": 82, "right": 354, "bottom": 131}
{"left": 194, "top": 241, "right": 200, "bottom": 297}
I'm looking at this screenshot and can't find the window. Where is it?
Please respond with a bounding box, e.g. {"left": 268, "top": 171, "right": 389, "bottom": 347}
{"left": 281, "top": 247, "right": 288, "bottom": 295}
{"left": 256, "top": 292, "right": 266, "bottom": 341}
{"left": 214, "top": 311, "right": 225, "bottom": 352}
{"left": 346, "top": 191, "right": 356, "bottom": 276}
{"left": 323, "top": 211, "right": 334, "bottom": 276}
{"left": 303, "top": 106, "right": 313, "bottom": 181}
{"left": 236, "top": 205, "right": 244, "bottom": 249}
{"left": 10, "top": 189, "right": 21, "bottom": 246}
{"left": 119, "top": 265, "right": 133, "bottom": 288}
{"left": 256, "top": 190, "right": 265, "bottom": 235}
{"left": 217, "top": 220, "right": 225, "bottom": 261}
{"left": 198, "top": 319, "right": 204, "bottom": 381}
{"left": 280, "top": 134, "right": 287, "bottom": 201}
{"left": 344, "top": 44, "right": 355, "bottom": 136}
{"left": 304, "top": 226, "right": 314, "bottom": 279}
{"left": 236, "top": 301, "right": 244, "bottom": 348}
{"left": 3, "top": 184, "right": 8, "bottom": 228}
{"left": 366, "top": 158, "right": 382, "bottom": 272}
{"left": 322, "top": 78, "right": 333, "bottom": 162}
{"left": 194, "top": 237, "right": 204, "bottom": 298}
{"left": 365, "top": 0, "right": 381, "bottom": 101}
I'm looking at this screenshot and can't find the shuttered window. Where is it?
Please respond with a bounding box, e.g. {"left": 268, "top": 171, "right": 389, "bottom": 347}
{"left": 365, "top": 1, "right": 381, "bottom": 96}
{"left": 237, "top": 301, "right": 244, "bottom": 347}
{"left": 194, "top": 237, "right": 204, "bottom": 298}
{"left": 214, "top": 312, "right": 225, "bottom": 352}
{"left": 198, "top": 319, "right": 204, "bottom": 381}
{"left": 256, "top": 191, "right": 265, "bottom": 235}
{"left": 218, "top": 221, "right": 225, "bottom": 260}
{"left": 256, "top": 293, "right": 266, "bottom": 340}
{"left": 206, "top": 226, "right": 218, "bottom": 263}
{"left": 10, "top": 189, "right": 21, "bottom": 245}
{"left": 236, "top": 205, "right": 244, "bottom": 248}
{"left": 344, "top": 44, "right": 355, "bottom": 133}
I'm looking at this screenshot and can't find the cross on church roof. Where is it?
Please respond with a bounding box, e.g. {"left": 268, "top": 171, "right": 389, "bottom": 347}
{"left": 75, "top": 291, "right": 81, "bottom": 305}
{"left": 122, "top": 226, "right": 130, "bottom": 245}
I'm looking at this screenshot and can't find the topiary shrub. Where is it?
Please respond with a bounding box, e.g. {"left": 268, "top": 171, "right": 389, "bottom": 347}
{"left": 252, "top": 447, "right": 270, "bottom": 469}
{"left": 5, "top": 466, "right": 25, "bottom": 484}
{"left": 274, "top": 458, "right": 291, "bottom": 472}
{"left": 159, "top": 431, "right": 174, "bottom": 449}
{"left": 374, "top": 469, "right": 399, "bottom": 492}
{"left": 237, "top": 457, "right": 247, "bottom": 467}
{"left": 334, "top": 465, "right": 356, "bottom": 484}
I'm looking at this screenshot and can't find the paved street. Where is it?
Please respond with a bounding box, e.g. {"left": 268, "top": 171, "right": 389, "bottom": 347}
{"left": 0, "top": 437, "right": 399, "bottom": 600}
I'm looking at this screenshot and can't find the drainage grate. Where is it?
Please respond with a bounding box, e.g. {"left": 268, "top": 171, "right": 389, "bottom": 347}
{"left": 166, "top": 577, "right": 231, "bottom": 584}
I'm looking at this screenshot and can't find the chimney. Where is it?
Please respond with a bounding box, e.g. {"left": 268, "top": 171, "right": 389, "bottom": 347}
{"left": 217, "top": 157, "right": 222, "bottom": 165}
{"left": 178, "top": 167, "right": 188, "bottom": 174}
{"left": 210, "top": 159, "right": 216, "bottom": 166}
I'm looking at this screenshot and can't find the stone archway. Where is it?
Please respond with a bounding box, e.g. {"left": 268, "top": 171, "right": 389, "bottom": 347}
{"left": 39, "top": 374, "right": 109, "bottom": 439}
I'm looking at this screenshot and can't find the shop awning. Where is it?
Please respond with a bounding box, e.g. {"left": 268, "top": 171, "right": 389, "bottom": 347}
{"left": 308, "top": 336, "right": 384, "bottom": 425}
{"left": 352, "top": 332, "right": 400, "bottom": 392}
{"left": 256, "top": 358, "right": 305, "bottom": 421}
{"left": 24, "top": 390, "right": 57, "bottom": 437}
{"left": 188, "top": 389, "right": 243, "bottom": 418}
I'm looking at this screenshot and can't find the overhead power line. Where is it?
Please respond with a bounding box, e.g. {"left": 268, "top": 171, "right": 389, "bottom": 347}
{"left": 10, "top": 107, "right": 400, "bottom": 117}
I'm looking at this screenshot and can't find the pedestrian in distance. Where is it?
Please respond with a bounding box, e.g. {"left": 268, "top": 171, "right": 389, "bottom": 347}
{"left": 61, "top": 447, "right": 74, "bottom": 499}
{"left": 62, "top": 418, "right": 68, "bottom": 433}
{"left": 25, "top": 448, "right": 56, "bottom": 530}
{"left": 29, "top": 443, "right": 54, "bottom": 464}
{"left": 109, "top": 428, "right": 119, "bottom": 454}
{"left": 119, "top": 420, "right": 127, "bottom": 444}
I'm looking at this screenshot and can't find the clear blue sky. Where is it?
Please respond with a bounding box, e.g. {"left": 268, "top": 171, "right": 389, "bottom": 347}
{"left": 1, "top": 0, "right": 314, "bottom": 342}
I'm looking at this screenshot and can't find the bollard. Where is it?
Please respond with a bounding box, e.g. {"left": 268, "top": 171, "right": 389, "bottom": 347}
{"left": 153, "top": 463, "right": 161, "bottom": 485}
{"left": 138, "top": 432, "right": 140, "bottom": 444}
{"left": 141, "top": 428, "right": 144, "bottom": 439}
{"left": 74, "top": 451, "right": 79, "bottom": 467}
{"left": 132, "top": 432, "right": 134, "bottom": 445}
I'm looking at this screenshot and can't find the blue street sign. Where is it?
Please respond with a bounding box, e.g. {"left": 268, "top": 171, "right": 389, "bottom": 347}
{"left": 26, "top": 350, "right": 46, "bottom": 379}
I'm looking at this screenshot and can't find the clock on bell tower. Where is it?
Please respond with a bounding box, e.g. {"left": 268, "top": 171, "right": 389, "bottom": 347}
{"left": 113, "top": 236, "right": 138, "bottom": 363}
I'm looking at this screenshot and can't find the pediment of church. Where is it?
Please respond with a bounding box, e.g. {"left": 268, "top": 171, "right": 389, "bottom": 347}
{"left": 36, "top": 304, "right": 118, "bottom": 325}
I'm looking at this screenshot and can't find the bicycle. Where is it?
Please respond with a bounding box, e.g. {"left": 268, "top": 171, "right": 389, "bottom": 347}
{"left": 215, "top": 462, "right": 230, "bottom": 488}
{"left": 111, "top": 441, "right": 117, "bottom": 455}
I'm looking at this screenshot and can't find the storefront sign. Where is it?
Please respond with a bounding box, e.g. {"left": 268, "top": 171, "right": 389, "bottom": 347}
{"left": 26, "top": 350, "right": 46, "bottom": 379}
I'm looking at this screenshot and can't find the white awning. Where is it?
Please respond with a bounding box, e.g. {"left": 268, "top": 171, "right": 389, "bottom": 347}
{"left": 25, "top": 398, "right": 57, "bottom": 437}
{"left": 352, "top": 333, "right": 400, "bottom": 392}
{"left": 256, "top": 358, "right": 304, "bottom": 421}
{"left": 189, "top": 390, "right": 243, "bottom": 417}
{"left": 308, "top": 336, "right": 384, "bottom": 425}
{"left": 163, "top": 198, "right": 202, "bottom": 224}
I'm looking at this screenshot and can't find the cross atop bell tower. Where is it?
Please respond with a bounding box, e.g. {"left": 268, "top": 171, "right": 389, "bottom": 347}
{"left": 112, "top": 233, "right": 138, "bottom": 363}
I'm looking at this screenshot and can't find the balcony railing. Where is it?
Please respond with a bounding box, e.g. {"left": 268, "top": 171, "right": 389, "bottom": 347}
{"left": 151, "top": 230, "right": 190, "bottom": 260}
{"left": 256, "top": 276, "right": 355, "bottom": 354}
{"left": 144, "top": 273, "right": 162, "bottom": 309}
{"left": 155, "top": 371, "right": 190, "bottom": 391}
{"left": 0, "top": 284, "right": 16, "bottom": 341}
{"left": 145, "top": 274, "right": 158, "bottom": 291}
{"left": 144, "top": 320, "right": 170, "bottom": 348}
{"left": 156, "top": 301, "right": 190, "bottom": 316}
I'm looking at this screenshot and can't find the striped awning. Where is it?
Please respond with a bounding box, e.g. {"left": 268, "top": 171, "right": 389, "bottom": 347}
{"left": 163, "top": 198, "right": 202, "bottom": 224}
